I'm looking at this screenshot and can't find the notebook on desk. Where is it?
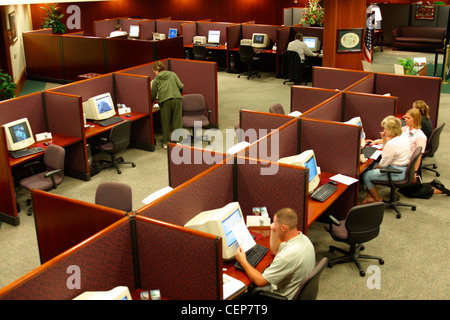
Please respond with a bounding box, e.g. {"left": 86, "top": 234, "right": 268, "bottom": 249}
{"left": 223, "top": 274, "right": 246, "bottom": 300}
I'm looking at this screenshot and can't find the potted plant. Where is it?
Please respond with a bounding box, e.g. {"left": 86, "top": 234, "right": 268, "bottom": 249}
{"left": 398, "top": 58, "right": 417, "bottom": 75}
{"left": 0, "top": 70, "right": 17, "bottom": 101}
{"left": 300, "top": 0, "right": 324, "bottom": 27}
{"left": 41, "top": 3, "right": 66, "bottom": 34}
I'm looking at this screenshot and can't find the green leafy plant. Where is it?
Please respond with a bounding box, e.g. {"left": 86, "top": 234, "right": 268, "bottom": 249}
{"left": 398, "top": 58, "right": 417, "bottom": 75}
{"left": 41, "top": 3, "right": 66, "bottom": 34}
{"left": 300, "top": 0, "right": 324, "bottom": 27}
{"left": 0, "top": 70, "right": 17, "bottom": 101}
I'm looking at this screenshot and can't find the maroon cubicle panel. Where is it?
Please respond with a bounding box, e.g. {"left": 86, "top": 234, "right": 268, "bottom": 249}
{"left": 136, "top": 215, "right": 222, "bottom": 300}
{"left": 313, "top": 67, "right": 371, "bottom": 90}
{"left": 301, "top": 91, "right": 344, "bottom": 122}
{"left": 180, "top": 21, "right": 197, "bottom": 45}
{"left": 106, "top": 38, "right": 154, "bottom": 72}
{"left": 344, "top": 73, "right": 375, "bottom": 94}
{"left": 290, "top": 86, "right": 340, "bottom": 114}
{"left": 93, "top": 18, "right": 117, "bottom": 37}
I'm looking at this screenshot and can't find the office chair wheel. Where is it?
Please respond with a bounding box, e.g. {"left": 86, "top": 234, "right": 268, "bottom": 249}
{"left": 27, "top": 207, "right": 32, "bottom": 216}
{"left": 359, "top": 270, "right": 365, "bottom": 277}
{"left": 396, "top": 213, "right": 401, "bottom": 219}
{"left": 117, "top": 170, "right": 122, "bottom": 174}
{"left": 379, "top": 259, "right": 385, "bottom": 265}
{"left": 132, "top": 163, "right": 136, "bottom": 167}
{"left": 411, "top": 206, "right": 416, "bottom": 211}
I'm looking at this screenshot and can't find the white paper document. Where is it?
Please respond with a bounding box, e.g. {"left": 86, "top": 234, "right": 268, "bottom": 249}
{"left": 231, "top": 219, "right": 256, "bottom": 252}
{"left": 330, "top": 174, "right": 358, "bottom": 186}
{"left": 223, "top": 274, "right": 246, "bottom": 300}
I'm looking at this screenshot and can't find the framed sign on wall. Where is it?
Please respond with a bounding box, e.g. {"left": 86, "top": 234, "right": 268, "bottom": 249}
{"left": 337, "top": 28, "right": 363, "bottom": 52}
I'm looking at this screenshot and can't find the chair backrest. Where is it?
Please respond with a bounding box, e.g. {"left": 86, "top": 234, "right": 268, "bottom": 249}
{"left": 281, "top": 50, "right": 304, "bottom": 81}
{"left": 293, "top": 257, "right": 328, "bottom": 300}
{"left": 239, "top": 45, "right": 255, "bottom": 63}
{"left": 110, "top": 120, "right": 132, "bottom": 153}
{"left": 95, "top": 182, "right": 132, "bottom": 212}
{"left": 401, "top": 146, "right": 423, "bottom": 186}
{"left": 44, "top": 144, "right": 65, "bottom": 175}
{"left": 182, "top": 93, "right": 206, "bottom": 114}
{"left": 193, "top": 45, "right": 207, "bottom": 60}
{"left": 424, "top": 122, "right": 445, "bottom": 157}
{"left": 345, "top": 202, "right": 385, "bottom": 245}
{"left": 269, "top": 103, "right": 285, "bottom": 115}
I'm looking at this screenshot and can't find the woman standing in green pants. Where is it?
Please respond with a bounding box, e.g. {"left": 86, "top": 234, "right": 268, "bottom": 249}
{"left": 151, "top": 61, "right": 184, "bottom": 149}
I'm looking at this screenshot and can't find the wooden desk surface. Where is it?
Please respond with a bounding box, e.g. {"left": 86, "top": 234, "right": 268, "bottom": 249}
{"left": 184, "top": 43, "right": 227, "bottom": 50}
{"left": 228, "top": 47, "right": 276, "bottom": 54}
{"left": 8, "top": 133, "right": 81, "bottom": 167}
{"left": 84, "top": 111, "right": 148, "bottom": 139}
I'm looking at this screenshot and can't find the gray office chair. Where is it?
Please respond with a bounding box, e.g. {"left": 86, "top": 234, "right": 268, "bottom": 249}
{"left": 325, "top": 202, "right": 385, "bottom": 277}
{"left": 182, "top": 94, "right": 211, "bottom": 145}
{"left": 95, "top": 182, "right": 132, "bottom": 212}
{"left": 193, "top": 45, "right": 212, "bottom": 61}
{"left": 253, "top": 257, "right": 328, "bottom": 300}
{"left": 98, "top": 120, "right": 136, "bottom": 174}
{"left": 238, "top": 45, "right": 261, "bottom": 80}
{"left": 421, "top": 122, "right": 445, "bottom": 177}
{"left": 19, "top": 144, "right": 65, "bottom": 215}
{"left": 372, "top": 146, "right": 422, "bottom": 219}
{"left": 269, "top": 103, "right": 285, "bottom": 115}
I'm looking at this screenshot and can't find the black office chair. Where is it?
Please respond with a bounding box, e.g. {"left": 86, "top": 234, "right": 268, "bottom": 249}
{"left": 421, "top": 122, "right": 445, "bottom": 177}
{"left": 238, "top": 45, "right": 261, "bottom": 80}
{"left": 268, "top": 103, "right": 285, "bottom": 115}
{"left": 252, "top": 257, "right": 328, "bottom": 300}
{"left": 95, "top": 182, "right": 132, "bottom": 212}
{"left": 281, "top": 50, "right": 311, "bottom": 85}
{"left": 182, "top": 94, "right": 211, "bottom": 145}
{"left": 372, "top": 146, "right": 422, "bottom": 219}
{"left": 325, "top": 202, "right": 385, "bottom": 277}
{"left": 98, "top": 120, "right": 136, "bottom": 174}
{"left": 193, "top": 45, "right": 212, "bottom": 61}
{"left": 19, "top": 144, "right": 65, "bottom": 215}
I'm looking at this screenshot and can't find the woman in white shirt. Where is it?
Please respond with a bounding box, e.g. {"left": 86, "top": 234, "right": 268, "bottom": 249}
{"left": 361, "top": 116, "right": 410, "bottom": 204}
{"left": 401, "top": 108, "right": 427, "bottom": 178}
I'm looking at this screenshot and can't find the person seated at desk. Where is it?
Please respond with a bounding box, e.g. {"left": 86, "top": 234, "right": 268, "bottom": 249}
{"left": 361, "top": 116, "right": 411, "bottom": 204}
{"left": 413, "top": 100, "right": 433, "bottom": 141}
{"left": 110, "top": 24, "right": 127, "bottom": 38}
{"left": 235, "top": 208, "right": 315, "bottom": 300}
{"left": 287, "top": 33, "right": 319, "bottom": 64}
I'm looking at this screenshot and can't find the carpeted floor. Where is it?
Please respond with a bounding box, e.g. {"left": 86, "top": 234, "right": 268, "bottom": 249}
{"left": 1, "top": 47, "right": 449, "bottom": 299}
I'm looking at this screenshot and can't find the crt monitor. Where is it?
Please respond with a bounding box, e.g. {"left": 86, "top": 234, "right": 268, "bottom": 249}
{"left": 82, "top": 92, "right": 116, "bottom": 121}
{"left": 207, "top": 30, "right": 220, "bottom": 44}
{"left": 129, "top": 25, "right": 139, "bottom": 38}
{"left": 303, "top": 36, "right": 321, "bottom": 52}
{"left": 278, "top": 149, "right": 320, "bottom": 194}
{"left": 3, "top": 117, "right": 35, "bottom": 152}
{"left": 168, "top": 28, "right": 178, "bottom": 39}
{"left": 251, "top": 33, "right": 270, "bottom": 48}
{"left": 184, "top": 202, "right": 253, "bottom": 260}
{"left": 345, "top": 116, "right": 366, "bottom": 148}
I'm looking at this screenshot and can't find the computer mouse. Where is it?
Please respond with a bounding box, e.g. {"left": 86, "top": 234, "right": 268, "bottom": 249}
{"left": 125, "top": 114, "right": 131, "bottom": 118}
{"left": 43, "top": 142, "right": 49, "bottom": 146}
{"left": 328, "top": 180, "right": 338, "bottom": 185}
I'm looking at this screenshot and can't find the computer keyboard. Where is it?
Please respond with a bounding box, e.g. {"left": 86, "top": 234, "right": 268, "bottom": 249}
{"left": 206, "top": 43, "right": 220, "bottom": 47}
{"left": 10, "top": 147, "right": 45, "bottom": 159}
{"left": 311, "top": 183, "right": 338, "bottom": 202}
{"left": 234, "top": 244, "right": 269, "bottom": 271}
{"left": 362, "top": 146, "right": 378, "bottom": 159}
{"left": 98, "top": 116, "right": 124, "bottom": 127}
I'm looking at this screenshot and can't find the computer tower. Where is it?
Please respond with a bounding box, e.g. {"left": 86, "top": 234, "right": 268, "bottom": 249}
{"left": 228, "top": 52, "right": 239, "bottom": 73}
{"left": 87, "top": 143, "right": 100, "bottom": 177}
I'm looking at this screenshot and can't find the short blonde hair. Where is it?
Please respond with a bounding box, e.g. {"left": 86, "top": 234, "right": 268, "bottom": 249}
{"left": 381, "top": 115, "right": 402, "bottom": 137}
{"left": 275, "top": 208, "right": 298, "bottom": 230}
{"left": 406, "top": 108, "right": 422, "bottom": 129}
{"left": 413, "top": 100, "right": 430, "bottom": 119}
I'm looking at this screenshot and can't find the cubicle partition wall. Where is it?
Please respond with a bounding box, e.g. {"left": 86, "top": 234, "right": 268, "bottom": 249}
{"left": 139, "top": 161, "right": 234, "bottom": 227}
{"left": 290, "top": 86, "right": 340, "bottom": 114}
{"left": 226, "top": 24, "right": 242, "bottom": 50}
{"left": 197, "top": 21, "right": 235, "bottom": 46}
{"left": 93, "top": 17, "right": 151, "bottom": 38}
{"left": 301, "top": 91, "right": 344, "bottom": 122}
{"left": 0, "top": 212, "right": 223, "bottom": 300}
{"left": 344, "top": 73, "right": 375, "bottom": 94}
{"left": 374, "top": 72, "right": 442, "bottom": 127}
{"left": 168, "top": 144, "right": 229, "bottom": 188}
{"left": 312, "top": 67, "right": 371, "bottom": 90}
{"left": 180, "top": 21, "right": 197, "bottom": 45}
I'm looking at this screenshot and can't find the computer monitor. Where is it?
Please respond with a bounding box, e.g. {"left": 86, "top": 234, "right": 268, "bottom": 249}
{"left": 129, "top": 25, "right": 139, "bottom": 38}
{"left": 184, "top": 202, "right": 253, "bottom": 260}
{"left": 278, "top": 149, "right": 320, "bottom": 194}
{"left": 82, "top": 92, "right": 116, "bottom": 121}
{"left": 207, "top": 30, "right": 220, "bottom": 44}
{"left": 345, "top": 116, "right": 366, "bottom": 148}
{"left": 73, "top": 286, "right": 132, "bottom": 300}
{"left": 3, "top": 117, "right": 35, "bottom": 152}
{"left": 251, "top": 33, "right": 270, "bottom": 48}
{"left": 168, "top": 28, "right": 178, "bottom": 39}
{"left": 303, "top": 36, "right": 321, "bottom": 52}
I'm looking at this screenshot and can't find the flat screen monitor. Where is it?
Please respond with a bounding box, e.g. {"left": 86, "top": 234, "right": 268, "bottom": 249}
{"left": 251, "top": 33, "right": 270, "bottom": 48}
{"left": 184, "top": 202, "right": 254, "bottom": 260}
{"left": 207, "top": 30, "right": 220, "bottom": 44}
{"left": 345, "top": 116, "right": 366, "bottom": 148}
{"left": 303, "top": 36, "right": 321, "bottom": 52}
{"left": 82, "top": 92, "right": 116, "bottom": 121}
{"left": 278, "top": 149, "right": 320, "bottom": 194}
{"left": 129, "top": 25, "right": 139, "bottom": 38}
{"left": 3, "top": 117, "right": 35, "bottom": 151}
{"left": 168, "top": 28, "right": 178, "bottom": 39}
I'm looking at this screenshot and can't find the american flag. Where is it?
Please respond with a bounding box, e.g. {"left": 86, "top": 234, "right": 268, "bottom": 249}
{"left": 364, "top": 11, "right": 375, "bottom": 63}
